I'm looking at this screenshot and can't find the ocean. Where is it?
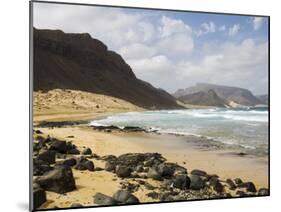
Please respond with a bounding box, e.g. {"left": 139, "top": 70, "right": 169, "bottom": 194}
{"left": 90, "top": 107, "right": 268, "bottom": 155}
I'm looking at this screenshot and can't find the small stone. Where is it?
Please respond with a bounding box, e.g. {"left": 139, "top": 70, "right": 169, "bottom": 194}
{"left": 93, "top": 193, "right": 116, "bottom": 205}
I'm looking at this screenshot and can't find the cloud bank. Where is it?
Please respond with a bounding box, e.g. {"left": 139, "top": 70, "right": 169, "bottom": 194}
{"left": 33, "top": 3, "right": 269, "bottom": 94}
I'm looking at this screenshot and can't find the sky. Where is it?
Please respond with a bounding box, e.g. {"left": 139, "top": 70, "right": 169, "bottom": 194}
{"left": 33, "top": 2, "right": 269, "bottom": 95}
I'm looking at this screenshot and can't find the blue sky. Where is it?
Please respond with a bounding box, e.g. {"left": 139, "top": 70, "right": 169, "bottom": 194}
{"left": 34, "top": 2, "right": 269, "bottom": 94}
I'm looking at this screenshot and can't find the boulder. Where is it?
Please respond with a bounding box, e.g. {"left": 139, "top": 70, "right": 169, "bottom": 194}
{"left": 115, "top": 165, "right": 132, "bottom": 178}
{"left": 147, "top": 167, "right": 162, "bottom": 181}
{"left": 104, "top": 161, "right": 116, "bottom": 172}
{"left": 226, "top": 178, "right": 236, "bottom": 190}
{"left": 82, "top": 147, "right": 92, "bottom": 155}
{"left": 33, "top": 187, "right": 46, "bottom": 209}
{"left": 49, "top": 139, "right": 67, "bottom": 153}
{"left": 190, "top": 169, "right": 207, "bottom": 177}
{"left": 33, "top": 159, "right": 53, "bottom": 176}
{"left": 258, "top": 188, "right": 269, "bottom": 196}
{"left": 113, "top": 190, "right": 139, "bottom": 204}
{"left": 243, "top": 182, "right": 257, "bottom": 193}
{"left": 234, "top": 178, "right": 243, "bottom": 186}
{"left": 172, "top": 174, "right": 190, "bottom": 190}
{"left": 190, "top": 175, "right": 205, "bottom": 190}
{"left": 57, "top": 158, "right": 77, "bottom": 167}
{"left": 209, "top": 177, "right": 224, "bottom": 193}
{"left": 157, "top": 163, "right": 175, "bottom": 177}
{"left": 35, "top": 166, "right": 76, "bottom": 194}
{"left": 93, "top": 193, "right": 117, "bottom": 205}
{"left": 75, "top": 158, "right": 95, "bottom": 171}
{"left": 37, "top": 150, "right": 56, "bottom": 164}
{"left": 67, "top": 148, "right": 80, "bottom": 155}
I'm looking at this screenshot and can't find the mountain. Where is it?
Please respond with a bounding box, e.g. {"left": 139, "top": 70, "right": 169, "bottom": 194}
{"left": 178, "top": 89, "right": 228, "bottom": 107}
{"left": 256, "top": 94, "right": 268, "bottom": 105}
{"left": 174, "top": 83, "right": 262, "bottom": 106}
{"left": 33, "top": 28, "right": 181, "bottom": 109}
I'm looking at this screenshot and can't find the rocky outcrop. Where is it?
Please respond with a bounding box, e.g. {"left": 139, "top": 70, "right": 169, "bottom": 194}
{"left": 33, "top": 28, "right": 181, "bottom": 109}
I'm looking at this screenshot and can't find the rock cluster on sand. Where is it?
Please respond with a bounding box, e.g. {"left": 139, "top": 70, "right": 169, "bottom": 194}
{"left": 33, "top": 131, "right": 269, "bottom": 209}
{"left": 32, "top": 134, "right": 95, "bottom": 209}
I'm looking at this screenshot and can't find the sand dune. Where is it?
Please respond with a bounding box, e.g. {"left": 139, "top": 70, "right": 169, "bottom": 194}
{"left": 33, "top": 89, "right": 143, "bottom": 122}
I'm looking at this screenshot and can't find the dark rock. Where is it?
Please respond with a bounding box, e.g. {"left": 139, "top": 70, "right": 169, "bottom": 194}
{"left": 226, "top": 178, "right": 236, "bottom": 190}
{"left": 113, "top": 190, "right": 139, "bottom": 204}
{"left": 190, "top": 169, "right": 207, "bottom": 177}
{"left": 93, "top": 193, "right": 117, "bottom": 205}
{"left": 147, "top": 192, "right": 159, "bottom": 199}
{"left": 157, "top": 163, "right": 175, "bottom": 177}
{"left": 234, "top": 178, "right": 243, "bottom": 186}
{"left": 60, "top": 158, "right": 77, "bottom": 167}
{"left": 210, "top": 178, "right": 224, "bottom": 193}
{"left": 104, "top": 161, "right": 116, "bottom": 172}
{"left": 35, "top": 130, "right": 43, "bottom": 134}
{"left": 75, "top": 158, "right": 95, "bottom": 171}
{"left": 35, "top": 166, "right": 76, "bottom": 194}
{"left": 190, "top": 175, "right": 206, "bottom": 190}
{"left": 147, "top": 168, "right": 162, "bottom": 181}
{"left": 123, "top": 126, "right": 145, "bottom": 132}
{"left": 115, "top": 165, "right": 132, "bottom": 178}
{"left": 144, "top": 182, "right": 156, "bottom": 190}
{"left": 82, "top": 147, "right": 92, "bottom": 155}
{"left": 67, "top": 148, "right": 80, "bottom": 155}
{"left": 49, "top": 139, "right": 67, "bottom": 153}
{"left": 33, "top": 159, "right": 53, "bottom": 176}
{"left": 243, "top": 182, "right": 257, "bottom": 193}
{"left": 56, "top": 153, "right": 67, "bottom": 159}
{"left": 135, "top": 165, "right": 144, "bottom": 172}
{"left": 172, "top": 174, "right": 191, "bottom": 190}
{"left": 120, "top": 182, "right": 139, "bottom": 192}
{"left": 258, "top": 188, "right": 269, "bottom": 196}
{"left": 33, "top": 187, "right": 47, "bottom": 209}
{"left": 37, "top": 150, "right": 56, "bottom": 164}
{"left": 70, "top": 203, "right": 83, "bottom": 208}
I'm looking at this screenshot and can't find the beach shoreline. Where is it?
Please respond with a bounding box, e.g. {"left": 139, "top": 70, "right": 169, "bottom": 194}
{"left": 32, "top": 104, "right": 268, "bottom": 210}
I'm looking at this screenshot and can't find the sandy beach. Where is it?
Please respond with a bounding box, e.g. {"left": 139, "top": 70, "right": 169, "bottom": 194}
{"left": 33, "top": 115, "right": 268, "bottom": 209}
{"left": 32, "top": 90, "right": 268, "bottom": 209}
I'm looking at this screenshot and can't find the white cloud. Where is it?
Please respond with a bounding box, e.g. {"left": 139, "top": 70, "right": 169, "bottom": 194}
{"left": 175, "top": 39, "right": 268, "bottom": 94}
{"left": 159, "top": 16, "right": 192, "bottom": 37}
{"left": 196, "top": 22, "right": 216, "bottom": 36}
{"left": 118, "top": 43, "right": 157, "bottom": 60}
{"left": 228, "top": 24, "right": 240, "bottom": 36}
{"left": 252, "top": 17, "right": 264, "bottom": 30}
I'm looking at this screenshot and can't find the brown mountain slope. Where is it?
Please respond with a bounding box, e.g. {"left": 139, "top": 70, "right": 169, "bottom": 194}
{"left": 33, "top": 28, "right": 181, "bottom": 109}
{"left": 178, "top": 89, "right": 228, "bottom": 107}
{"left": 174, "top": 83, "right": 262, "bottom": 106}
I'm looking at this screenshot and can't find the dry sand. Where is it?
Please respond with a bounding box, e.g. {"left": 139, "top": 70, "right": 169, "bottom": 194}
{"left": 33, "top": 89, "right": 143, "bottom": 122}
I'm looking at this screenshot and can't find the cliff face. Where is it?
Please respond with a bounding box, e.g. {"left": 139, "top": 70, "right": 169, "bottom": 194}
{"left": 33, "top": 28, "right": 181, "bottom": 109}
{"left": 174, "top": 83, "right": 262, "bottom": 106}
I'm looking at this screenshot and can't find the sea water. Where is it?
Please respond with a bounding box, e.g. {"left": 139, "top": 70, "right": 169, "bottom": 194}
{"left": 90, "top": 107, "right": 268, "bottom": 154}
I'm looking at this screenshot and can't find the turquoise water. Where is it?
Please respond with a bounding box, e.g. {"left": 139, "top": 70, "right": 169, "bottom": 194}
{"left": 90, "top": 107, "right": 268, "bottom": 152}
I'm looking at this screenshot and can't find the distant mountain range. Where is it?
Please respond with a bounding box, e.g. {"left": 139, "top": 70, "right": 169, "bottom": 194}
{"left": 33, "top": 28, "right": 181, "bottom": 109}
{"left": 177, "top": 89, "right": 228, "bottom": 107}
{"left": 174, "top": 83, "right": 268, "bottom": 107}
